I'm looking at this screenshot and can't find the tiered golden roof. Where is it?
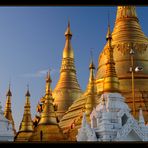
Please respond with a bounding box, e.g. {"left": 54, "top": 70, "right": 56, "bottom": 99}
{"left": 96, "top": 6, "right": 148, "bottom": 121}
{"left": 4, "top": 84, "right": 16, "bottom": 135}
{"left": 59, "top": 59, "right": 98, "bottom": 141}
{"left": 14, "top": 87, "right": 34, "bottom": 141}
{"left": 53, "top": 21, "right": 82, "bottom": 120}
{"left": 29, "top": 71, "right": 66, "bottom": 142}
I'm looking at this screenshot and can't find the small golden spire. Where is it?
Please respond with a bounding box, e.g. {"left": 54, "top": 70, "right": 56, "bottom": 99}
{"left": 6, "top": 83, "right": 12, "bottom": 96}
{"left": 19, "top": 86, "right": 34, "bottom": 132}
{"left": 39, "top": 72, "right": 57, "bottom": 125}
{"left": 103, "top": 23, "right": 119, "bottom": 93}
{"left": 85, "top": 54, "right": 96, "bottom": 120}
{"left": 26, "top": 84, "right": 30, "bottom": 97}
{"left": 106, "top": 11, "right": 112, "bottom": 42}
{"left": 45, "top": 70, "right": 52, "bottom": 95}
{"left": 4, "top": 83, "right": 16, "bottom": 135}
{"left": 89, "top": 50, "right": 95, "bottom": 82}
{"left": 65, "top": 19, "right": 72, "bottom": 37}
{"left": 62, "top": 19, "right": 74, "bottom": 59}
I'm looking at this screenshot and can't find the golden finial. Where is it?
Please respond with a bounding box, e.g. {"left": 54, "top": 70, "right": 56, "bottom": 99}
{"left": 6, "top": 82, "right": 12, "bottom": 96}
{"left": 106, "top": 11, "right": 112, "bottom": 48}
{"left": 65, "top": 18, "right": 72, "bottom": 36}
{"left": 62, "top": 19, "right": 74, "bottom": 59}
{"left": 46, "top": 70, "right": 52, "bottom": 83}
{"left": 89, "top": 49, "right": 95, "bottom": 82}
{"left": 26, "top": 84, "right": 30, "bottom": 97}
{"left": 89, "top": 49, "right": 95, "bottom": 70}
{"left": 45, "top": 70, "right": 52, "bottom": 95}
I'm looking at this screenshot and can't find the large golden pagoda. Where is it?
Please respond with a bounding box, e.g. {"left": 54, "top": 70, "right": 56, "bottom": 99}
{"left": 14, "top": 87, "right": 34, "bottom": 141}
{"left": 53, "top": 21, "right": 82, "bottom": 120}
{"left": 59, "top": 59, "right": 98, "bottom": 141}
{"left": 96, "top": 6, "right": 148, "bottom": 121}
{"left": 4, "top": 84, "right": 16, "bottom": 135}
{"left": 29, "top": 71, "right": 66, "bottom": 142}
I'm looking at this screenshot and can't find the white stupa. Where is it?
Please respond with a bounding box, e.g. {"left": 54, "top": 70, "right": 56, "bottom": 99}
{"left": 0, "top": 101, "right": 14, "bottom": 141}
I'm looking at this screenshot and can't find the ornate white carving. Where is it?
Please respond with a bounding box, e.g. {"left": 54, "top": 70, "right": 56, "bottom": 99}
{"left": 77, "top": 93, "right": 148, "bottom": 142}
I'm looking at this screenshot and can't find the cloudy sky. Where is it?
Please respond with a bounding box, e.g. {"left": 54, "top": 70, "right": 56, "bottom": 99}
{"left": 0, "top": 6, "right": 147, "bottom": 131}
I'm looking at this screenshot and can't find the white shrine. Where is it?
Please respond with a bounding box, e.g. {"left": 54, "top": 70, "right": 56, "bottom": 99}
{"left": 76, "top": 92, "right": 148, "bottom": 141}
{"left": 0, "top": 102, "right": 14, "bottom": 141}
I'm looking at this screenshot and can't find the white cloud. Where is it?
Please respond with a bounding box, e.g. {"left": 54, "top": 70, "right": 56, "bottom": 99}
{"left": 21, "top": 68, "right": 58, "bottom": 78}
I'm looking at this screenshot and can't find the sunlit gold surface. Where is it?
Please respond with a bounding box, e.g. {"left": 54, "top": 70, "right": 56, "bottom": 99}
{"left": 96, "top": 6, "right": 148, "bottom": 121}
{"left": 53, "top": 21, "right": 82, "bottom": 120}
{"left": 59, "top": 60, "right": 98, "bottom": 140}
{"left": 30, "top": 72, "right": 66, "bottom": 141}
{"left": 14, "top": 132, "right": 33, "bottom": 142}
{"left": 4, "top": 85, "right": 16, "bottom": 135}
{"left": 29, "top": 124, "right": 66, "bottom": 142}
{"left": 15, "top": 88, "right": 34, "bottom": 141}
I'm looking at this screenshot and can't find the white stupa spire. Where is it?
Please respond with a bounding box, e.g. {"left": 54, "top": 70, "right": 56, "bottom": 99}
{"left": 139, "top": 108, "right": 145, "bottom": 127}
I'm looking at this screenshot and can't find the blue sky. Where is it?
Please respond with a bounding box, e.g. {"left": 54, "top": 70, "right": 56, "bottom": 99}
{"left": 0, "top": 6, "right": 147, "bottom": 131}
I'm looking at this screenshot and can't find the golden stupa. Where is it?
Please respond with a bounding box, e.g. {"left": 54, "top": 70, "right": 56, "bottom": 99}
{"left": 29, "top": 71, "right": 66, "bottom": 142}
{"left": 4, "top": 84, "right": 16, "bottom": 135}
{"left": 53, "top": 21, "right": 82, "bottom": 120}
{"left": 96, "top": 6, "right": 148, "bottom": 121}
{"left": 59, "top": 58, "right": 98, "bottom": 141}
{"left": 14, "top": 87, "right": 34, "bottom": 141}
{"left": 58, "top": 6, "right": 148, "bottom": 141}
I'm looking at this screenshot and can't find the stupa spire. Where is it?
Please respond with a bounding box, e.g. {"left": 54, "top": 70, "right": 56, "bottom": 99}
{"left": 103, "top": 23, "right": 119, "bottom": 93}
{"left": 4, "top": 83, "right": 16, "bottom": 135}
{"left": 64, "top": 19, "right": 72, "bottom": 37}
{"left": 85, "top": 52, "right": 96, "bottom": 119}
{"left": 39, "top": 71, "right": 57, "bottom": 125}
{"left": 45, "top": 70, "right": 52, "bottom": 95}
{"left": 18, "top": 86, "right": 33, "bottom": 132}
{"left": 63, "top": 20, "right": 73, "bottom": 59}
{"left": 53, "top": 20, "right": 82, "bottom": 120}
{"left": 89, "top": 50, "right": 95, "bottom": 82}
